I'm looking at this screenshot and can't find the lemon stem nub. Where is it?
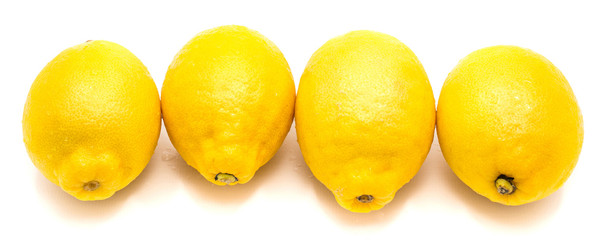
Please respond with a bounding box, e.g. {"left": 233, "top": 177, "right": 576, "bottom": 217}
{"left": 357, "top": 195, "right": 374, "bottom": 203}
{"left": 215, "top": 173, "right": 238, "bottom": 184}
{"left": 495, "top": 175, "right": 516, "bottom": 195}
{"left": 83, "top": 181, "right": 100, "bottom": 191}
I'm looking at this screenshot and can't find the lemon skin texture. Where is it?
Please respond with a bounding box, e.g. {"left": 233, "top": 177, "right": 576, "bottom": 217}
{"left": 296, "top": 31, "right": 436, "bottom": 213}
{"left": 162, "top": 25, "right": 295, "bottom": 186}
{"left": 23, "top": 40, "right": 161, "bottom": 201}
{"left": 437, "top": 46, "right": 583, "bottom": 205}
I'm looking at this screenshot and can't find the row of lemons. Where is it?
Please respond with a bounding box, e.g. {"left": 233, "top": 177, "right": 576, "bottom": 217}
{"left": 23, "top": 25, "right": 583, "bottom": 213}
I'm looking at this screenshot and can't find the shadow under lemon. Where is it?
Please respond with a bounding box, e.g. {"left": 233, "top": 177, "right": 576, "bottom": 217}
{"left": 35, "top": 164, "right": 142, "bottom": 222}
{"left": 36, "top": 172, "right": 126, "bottom": 222}
{"left": 34, "top": 126, "right": 179, "bottom": 222}
{"left": 305, "top": 142, "right": 439, "bottom": 227}
{"left": 172, "top": 126, "right": 294, "bottom": 211}
{"left": 439, "top": 144, "right": 563, "bottom": 229}
{"left": 310, "top": 166, "right": 429, "bottom": 227}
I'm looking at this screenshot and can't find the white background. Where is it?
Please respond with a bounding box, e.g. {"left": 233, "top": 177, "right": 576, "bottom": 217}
{"left": 1, "top": 0, "right": 612, "bottom": 239}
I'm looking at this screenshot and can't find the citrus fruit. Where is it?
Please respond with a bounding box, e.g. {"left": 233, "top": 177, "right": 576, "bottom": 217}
{"left": 295, "top": 30, "right": 436, "bottom": 212}
{"left": 23, "top": 40, "right": 161, "bottom": 201}
{"left": 162, "top": 25, "right": 295, "bottom": 185}
{"left": 437, "top": 45, "right": 583, "bottom": 205}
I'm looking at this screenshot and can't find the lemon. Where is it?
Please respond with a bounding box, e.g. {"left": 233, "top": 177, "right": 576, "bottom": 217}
{"left": 295, "top": 31, "right": 436, "bottom": 213}
{"left": 23, "top": 40, "right": 161, "bottom": 201}
{"left": 437, "top": 46, "right": 583, "bottom": 205}
{"left": 162, "top": 25, "right": 295, "bottom": 186}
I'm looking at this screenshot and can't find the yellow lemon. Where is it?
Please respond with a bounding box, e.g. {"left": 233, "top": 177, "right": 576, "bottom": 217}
{"left": 437, "top": 46, "right": 583, "bottom": 205}
{"left": 23, "top": 40, "right": 161, "bottom": 201}
{"left": 295, "top": 31, "right": 436, "bottom": 213}
{"left": 162, "top": 25, "right": 295, "bottom": 186}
